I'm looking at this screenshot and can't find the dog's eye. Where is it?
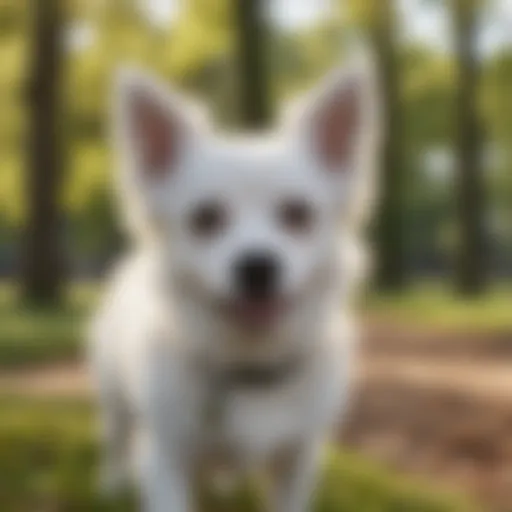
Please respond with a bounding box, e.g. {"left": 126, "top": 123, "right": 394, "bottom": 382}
{"left": 278, "top": 199, "right": 315, "bottom": 234}
{"left": 189, "top": 202, "right": 227, "bottom": 237}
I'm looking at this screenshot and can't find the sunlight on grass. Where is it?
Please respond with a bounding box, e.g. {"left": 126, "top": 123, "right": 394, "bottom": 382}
{"left": 0, "top": 281, "right": 98, "bottom": 367}
{"left": 0, "top": 398, "right": 478, "bottom": 512}
{"left": 367, "top": 282, "right": 512, "bottom": 331}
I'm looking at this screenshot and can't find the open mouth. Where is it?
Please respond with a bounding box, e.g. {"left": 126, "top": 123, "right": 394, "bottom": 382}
{"left": 222, "top": 296, "right": 289, "bottom": 330}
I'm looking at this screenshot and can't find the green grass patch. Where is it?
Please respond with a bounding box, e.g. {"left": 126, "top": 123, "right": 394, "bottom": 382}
{"left": 0, "top": 281, "right": 97, "bottom": 368}
{"left": 367, "top": 281, "right": 512, "bottom": 332}
{"left": 0, "top": 398, "right": 477, "bottom": 512}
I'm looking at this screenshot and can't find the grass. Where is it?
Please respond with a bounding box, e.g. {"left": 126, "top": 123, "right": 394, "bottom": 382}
{"left": 0, "top": 398, "right": 478, "bottom": 512}
{"left": 0, "top": 282, "right": 96, "bottom": 368}
{"left": 0, "top": 280, "right": 511, "bottom": 369}
{"left": 0, "top": 282, "right": 492, "bottom": 510}
{"left": 366, "top": 281, "right": 512, "bottom": 332}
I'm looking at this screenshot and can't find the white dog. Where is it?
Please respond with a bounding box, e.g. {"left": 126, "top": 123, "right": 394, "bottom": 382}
{"left": 89, "top": 56, "right": 379, "bottom": 512}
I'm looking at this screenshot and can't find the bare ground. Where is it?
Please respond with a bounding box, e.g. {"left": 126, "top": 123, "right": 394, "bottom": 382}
{"left": 343, "top": 322, "right": 512, "bottom": 511}
{"left": 1, "top": 322, "right": 512, "bottom": 510}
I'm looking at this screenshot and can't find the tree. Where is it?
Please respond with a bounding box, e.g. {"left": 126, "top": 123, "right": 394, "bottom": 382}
{"left": 349, "top": 0, "right": 406, "bottom": 291}
{"left": 234, "top": 0, "right": 273, "bottom": 129}
{"left": 23, "top": 0, "right": 65, "bottom": 303}
{"left": 451, "top": 0, "right": 487, "bottom": 295}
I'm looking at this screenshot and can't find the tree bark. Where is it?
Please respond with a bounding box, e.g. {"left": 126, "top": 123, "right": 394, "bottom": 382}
{"left": 23, "top": 0, "right": 65, "bottom": 303}
{"left": 234, "top": 0, "right": 272, "bottom": 129}
{"left": 452, "top": 0, "right": 487, "bottom": 296}
{"left": 372, "top": 1, "right": 406, "bottom": 292}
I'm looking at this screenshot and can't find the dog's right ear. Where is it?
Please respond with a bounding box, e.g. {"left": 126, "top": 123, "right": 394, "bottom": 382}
{"left": 115, "top": 67, "right": 193, "bottom": 181}
{"left": 113, "top": 68, "right": 200, "bottom": 240}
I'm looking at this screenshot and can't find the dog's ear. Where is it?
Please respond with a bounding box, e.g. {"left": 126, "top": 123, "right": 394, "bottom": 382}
{"left": 112, "top": 68, "right": 202, "bottom": 240}
{"left": 292, "top": 56, "right": 380, "bottom": 226}
{"left": 115, "top": 67, "right": 191, "bottom": 180}
{"left": 313, "top": 79, "right": 360, "bottom": 172}
{"left": 302, "top": 62, "right": 373, "bottom": 174}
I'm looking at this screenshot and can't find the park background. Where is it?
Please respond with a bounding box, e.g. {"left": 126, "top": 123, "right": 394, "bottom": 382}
{"left": 0, "top": 0, "right": 511, "bottom": 510}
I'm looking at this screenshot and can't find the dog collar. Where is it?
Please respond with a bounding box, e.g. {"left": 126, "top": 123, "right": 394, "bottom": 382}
{"left": 216, "top": 355, "right": 304, "bottom": 389}
{"left": 202, "top": 354, "right": 305, "bottom": 429}
{"left": 197, "top": 352, "right": 306, "bottom": 393}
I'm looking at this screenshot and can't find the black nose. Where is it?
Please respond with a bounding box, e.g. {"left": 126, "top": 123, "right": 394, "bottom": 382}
{"left": 234, "top": 253, "right": 280, "bottom": 299}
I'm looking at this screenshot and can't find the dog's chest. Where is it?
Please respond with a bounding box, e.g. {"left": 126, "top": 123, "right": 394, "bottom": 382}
{"left": 195, "top": 379, "right": 311, "bottom": 467}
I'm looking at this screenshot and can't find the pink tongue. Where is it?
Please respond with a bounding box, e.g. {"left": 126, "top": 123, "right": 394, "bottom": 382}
{"left": 236, "top": 300, "right": 279, "bottom": 326}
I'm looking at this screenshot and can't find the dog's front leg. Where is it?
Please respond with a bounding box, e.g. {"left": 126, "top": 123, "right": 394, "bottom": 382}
{"left": 269, "top": 441, "right": 322, "bottom": 512}
{"left": 136, "top": 434, "right": 192, "bottom": 512}
{"left": 98, "top": 396, "right": 132, "bottom": 495}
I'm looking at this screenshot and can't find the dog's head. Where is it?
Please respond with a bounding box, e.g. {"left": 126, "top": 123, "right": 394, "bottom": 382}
{"left": 114, "top": 61, "right": 378, "bottom": 338}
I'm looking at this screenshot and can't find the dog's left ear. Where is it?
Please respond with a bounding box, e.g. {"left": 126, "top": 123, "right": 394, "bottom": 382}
{"left": 294, "top": 56, "right": 380, "bottom": 223}
{"left": 303, "top": 61, "right": 376, "bottom": 174}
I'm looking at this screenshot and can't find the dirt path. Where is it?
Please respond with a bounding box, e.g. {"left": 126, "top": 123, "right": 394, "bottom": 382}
{"left": 2, "top": 327, "right": 512, "bottom": 510}
{"left": 363, "top": 356, "right": 512, "bottom": 403}
{"left": 2, "top": 355, "right": 512, "bottom": 401}
{"left": 0, "top": 362, "right": 90, "bottom": 396}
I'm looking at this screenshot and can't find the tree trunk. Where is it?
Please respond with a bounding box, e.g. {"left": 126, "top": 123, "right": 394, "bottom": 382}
{"left": 372, "top": 1, "right": 406, "bottom": 292}
{"left": 452, "top": 0, "right": 487, "bottom": 296}
{"left": 234, "top": 0, "right": 272, "bottom": 129}
{"left": 23, "top": 0, "right": 65, "bottom": 304}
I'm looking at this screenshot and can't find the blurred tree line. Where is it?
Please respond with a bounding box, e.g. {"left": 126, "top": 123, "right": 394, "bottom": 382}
{"left": 0, "top": 0, "right": 510, "bottom": 303}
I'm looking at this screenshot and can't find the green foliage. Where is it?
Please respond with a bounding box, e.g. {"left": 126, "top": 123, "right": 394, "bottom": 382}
{"left": 0, "top": 0, "right": 511, "bottom": 281}
{"left": 368, "top": 281, "right": 512, "bottom": 331}
{"left": 484, "top": 51, "right": 512, "bottom": 144}
{"left": 0, "top": 0, "right": 28, "bottom": 37}
{"left": 271, "top": 20, "right": 343, "bottom": 100}
{"left": 402, "top": 46, "right": 456, "bottom": 149}
{"left": 0, "top": 399, "right": 477, "bottom": 512}
{"left": 0, "top": 282, "right": 95, "bottom": 368}
{"left": 167, "top": 0, "right": 233, "bottom": 80}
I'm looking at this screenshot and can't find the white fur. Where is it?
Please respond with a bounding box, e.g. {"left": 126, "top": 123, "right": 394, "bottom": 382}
{"left": 89, "top": 56, "right": 378, "bottom": 512}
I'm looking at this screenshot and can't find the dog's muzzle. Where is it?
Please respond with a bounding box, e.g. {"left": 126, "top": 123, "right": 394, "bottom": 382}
{"left": 234, "top": 251, "right": 280, "bottom": 300}
{"left": 225, "top": 251, "right": 288, "bottom": 331}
